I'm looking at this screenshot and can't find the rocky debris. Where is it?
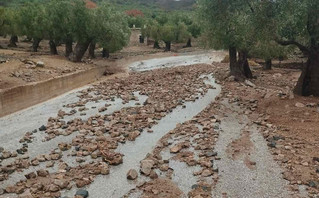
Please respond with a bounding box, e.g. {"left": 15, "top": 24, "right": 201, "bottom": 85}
{"left": 140, "top": 159, "right": 155, "bottom": 176}
{"left": 101, "top": 150, "right": 123, "bottom": 165}
{"left": 127, "top": 169, "right": 138, "bottom": 180}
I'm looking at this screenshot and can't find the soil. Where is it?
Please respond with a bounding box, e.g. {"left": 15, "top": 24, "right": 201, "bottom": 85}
{"left": 0, "top": 37, "right": 205, "bottom": 90}
{"left": 212, "top": 61, "right": 319, "bottom": 196}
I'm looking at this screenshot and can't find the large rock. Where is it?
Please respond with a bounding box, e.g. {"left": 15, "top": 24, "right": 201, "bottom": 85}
{"left": 140, "top": 159, "right": 155, "bottom": 176}
{"left": 37, "top": 169, "right": 49, "bottom": 177}
{"left": 75, "top": 189, "right": 89, "bottom": 198}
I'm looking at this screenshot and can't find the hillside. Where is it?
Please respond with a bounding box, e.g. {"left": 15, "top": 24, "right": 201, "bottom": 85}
{"left": 1, "top": 0, "right": 196, "bottom": 10}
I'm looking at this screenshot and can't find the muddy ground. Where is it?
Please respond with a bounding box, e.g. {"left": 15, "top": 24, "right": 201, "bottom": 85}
{"left": 0, "top": 43, "right": 318, "bottom": 198}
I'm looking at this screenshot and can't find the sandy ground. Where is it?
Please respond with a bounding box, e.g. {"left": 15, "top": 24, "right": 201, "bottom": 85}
{"left": 0, "top": 49, "right": 318, "bottom": 198}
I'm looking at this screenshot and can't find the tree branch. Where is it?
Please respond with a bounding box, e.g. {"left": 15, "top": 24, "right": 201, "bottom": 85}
{"left": 276, "top": 39, "right": 310, "bottom": 55}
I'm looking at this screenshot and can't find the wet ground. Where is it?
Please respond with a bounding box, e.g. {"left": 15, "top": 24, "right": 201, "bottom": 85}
{"left": 0, "top": 52, "right": 306, "bottom": 198}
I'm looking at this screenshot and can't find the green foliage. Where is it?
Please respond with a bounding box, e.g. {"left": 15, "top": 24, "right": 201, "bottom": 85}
{"left": 197, "top": 0, "right": 255, "bottom": 50}
{"left": 93, "top": 2, "right": 130, "bottom": 52}
{"left": 19, "top": 2, "right": 48, "bottom": 40}
{"left": 45, "top": 0, "right": 73, "bottom": 42}
{"left": 127, "top": 16, "right": 145, "bottom": 28}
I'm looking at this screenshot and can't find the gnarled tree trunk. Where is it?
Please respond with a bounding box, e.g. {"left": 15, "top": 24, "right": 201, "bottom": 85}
{"left": 229, "top": 47, "right": 253, "bottom": 79}
{"left": 102, "top": 48, "right": 109, "bottom": 58}
{"left": 32, "top": 38, "right": 41, "bottom": 52}
{"left": 88, "top": 41, "right": 96, "bottom": 59}
{"left": 294, "top": 50, "right": 319, "bottom": 96}
{"left": 164, "top": 41, "right": 171, "bottom": 52}
{"left": 263, "top": 59, "right": 272, "bottom": 70}
{"left": 8, "top": 35, "right": 18, "bottom": 47}
{"left": 49, "top": 40, "right": 58, "bottom": 55}
{"left": 65, "top": 38, "right": 73, "bottom": 57}
{"left": 70, "top": 40, "right": 90, "bottom": 62}
{"left": 153, "top": 41, "right": 160, "bottom": 49}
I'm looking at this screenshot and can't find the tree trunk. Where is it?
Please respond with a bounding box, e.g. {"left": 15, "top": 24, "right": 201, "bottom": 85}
{"left": 102, "top": 48, "right": 110, "bottom": 58}
{"left": 294, "top": 50, "right": 319, "bottom": 96}
{"left": 229, "top": 47, "right": 238, "bottom": 75}
{"left": 185, "top": 38, "right": 192, "bottom": 48}
{"left": 229, "top": 48, "right": 253, "bottom": 79}
{"left": 70, "top": 40, "right": 90, "bottom": 62}
{"left": 88, "top": 41, "right": 96, "bottom": 59}
{"left": 49, "top": 40, "right": 58, "bottom": 55}
{"left": 8, "top": 35, "right": 18, "bottom": 47}
{"left": 65, "top": 38, "right": 73, "bottom": 57}
{"left": 32, "top": 38, "right": 41, "bottom": 52}
{"left": 153, "top": 41, "right": 160, "bottom": 49}
{"left": 238, "top": 51, "right": 253, "bottom": 78}
{"left": 264, "top": 59, "right": 272, "bottom": 70}
{"left": 164, "top": 41, "right": 171, "bottom": 51}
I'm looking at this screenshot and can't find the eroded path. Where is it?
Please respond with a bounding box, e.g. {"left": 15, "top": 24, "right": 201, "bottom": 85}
{"left": 0, "top": 52, "right": 302, "bottom": 198}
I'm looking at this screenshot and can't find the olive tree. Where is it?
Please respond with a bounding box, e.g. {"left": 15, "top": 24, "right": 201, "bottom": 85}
{"left": 19, "top": 2, "right": 48, "bottom": 52}
{"left": 45, "top": 0, "right": 74, "bottom": 55}
{"left": 90, "top": 3, "right": 130, "bottom": 58}
{"left": 273, "top": 0, "right": 319, "bottom": 96}
{"left": 197, "top": 0, "right": 254, "bottom": 79}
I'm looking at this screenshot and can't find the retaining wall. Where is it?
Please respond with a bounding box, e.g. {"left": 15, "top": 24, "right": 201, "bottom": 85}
{"left": 0, "top": 66, "right": 106, "bottom": 118}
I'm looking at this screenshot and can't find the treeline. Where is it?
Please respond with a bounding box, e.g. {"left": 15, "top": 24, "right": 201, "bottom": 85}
{"left": 0, "top": 0, "right": 130, "bottom": 62}
{"left": 198, "top": 0, "right": 319, "bottom": 96}
{"left": 141, "top": 12, "right": 201, "bottom": 51}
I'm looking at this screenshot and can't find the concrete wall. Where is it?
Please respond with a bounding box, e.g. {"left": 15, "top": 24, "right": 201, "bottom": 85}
{"left": 128, "top": 28, "right": 148, "bottom": 47}
{"left": 0, "top": 66, "right": 107, "bottom": 118}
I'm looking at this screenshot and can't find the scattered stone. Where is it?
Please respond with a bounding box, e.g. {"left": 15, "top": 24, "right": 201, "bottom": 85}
{"left": 25, "top": 172, "right": 37, "bottom": 179}
{"left": 75, "top": 189, "right": 89, "bottom": 198}
{"left": 127, "top": 169, "right": 138, "bottom": 180}
{"left": 36, "top": 61, "right": 45, "bottom": 67}
{"left": 39, "top": 125, "right": 47, "bottom": 131}
{"left": 140, "top": 159, "right": 155, "bottom": 176}
{"left": 36, "top": 169, "right": 49, "bottom": 177}
{"left": 295, "top": 102, "right": 305, "bottom": 108}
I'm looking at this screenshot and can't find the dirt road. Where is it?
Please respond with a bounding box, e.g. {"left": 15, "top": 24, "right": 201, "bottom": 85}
{"left": 0, "top": 52, "right": 316, "bottom": 198}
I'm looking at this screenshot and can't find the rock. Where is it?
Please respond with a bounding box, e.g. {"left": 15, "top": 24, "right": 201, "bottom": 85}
{"left": 245, "top": 80, "right": 256, "bottom": 88}
{"left": 99, "top": 164, "right": 110, "bottom": 175}
{"left": 149, "top": 170, "right": 158, "bottom": 179}
{"left": 127, "top": 169, "right": 138, "bottom": 180}
{"left": 205, "top": 151, "right": 217, "bottom": 157}
{"left": 170, "top": 145, "right": 182, "bottom": 153}
{"left": 295, "top": 102, "right": 305, "bottom": 108}
{"left": 201, "top": 169, "right": 212, "bottom": 177}
{"left": 128, "top": 131, "right": 140, "bottom": 141}
{"left": 313, "top": 157, "right": 319, "bottom": 162}
{"left": 5, "top": 186, "right": 16, "bottom": 193}
{"left": 36, "top": 61, "right": 45, "bottom": 67}
{"left": 47, "top": 184, "right": 59, "bottom": 192}
{"left": 102, "top": 151, "right": 123, "bottom": 165}
{"left": 25, "top": 172, "right": 37, "bottom": 179}
{"left": 0, "top": 188, "right": 3, "bottom": 195}
{"left": 53, "top": 179, "right": 69, "bottom": 189}
{"left": 37, "top": 169, "right": 49, "bottom": 177}
{"left": 75, "top": 189, "right": 89, "bottom": 198}
{"left": 39, "top": 125, "right": 47, "bottom": 131}
{"left": 140, "top": 159, "right": 155, "bottom": 176}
